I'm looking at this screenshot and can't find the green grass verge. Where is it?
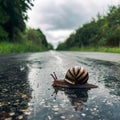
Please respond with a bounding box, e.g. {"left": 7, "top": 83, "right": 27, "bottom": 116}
{"left": 0, "top": 42, "right": 47, "bottom": 54}
{"left": 69, "top": 47, "right": 120, "bottom": 53}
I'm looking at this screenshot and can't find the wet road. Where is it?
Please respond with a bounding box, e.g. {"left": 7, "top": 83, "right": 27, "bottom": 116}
{"left": 0, "top": 51, "right": 120, "bottom": 120}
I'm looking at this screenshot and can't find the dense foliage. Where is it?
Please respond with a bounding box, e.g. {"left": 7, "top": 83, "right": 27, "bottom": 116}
{"left": 0, "top": 27, "right": 53, "bottom": 54}
{"left": 0, "top": 0, "right": 34, "bottom": 41}
{"left": 23, "top": 28, "right": 53, "bottom": 50}
{"left": 0, "top": 0, "right": 53, "bottom": 53}
{"left": 57, "top": 5, "right": 120, "bottom": 50}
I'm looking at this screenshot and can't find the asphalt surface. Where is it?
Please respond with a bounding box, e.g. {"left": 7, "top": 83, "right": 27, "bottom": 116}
{"left": 0, "top": 51, "right": 120, "bottom": 120}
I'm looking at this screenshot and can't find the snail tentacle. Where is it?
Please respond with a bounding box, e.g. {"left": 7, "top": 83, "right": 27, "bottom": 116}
{"left": 50, "top": 73, "right": 57, "bottom": 81}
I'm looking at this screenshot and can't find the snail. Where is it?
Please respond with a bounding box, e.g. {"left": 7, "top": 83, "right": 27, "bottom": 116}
{"left": 51, "top": 66, "right": 98, "bottom": 89}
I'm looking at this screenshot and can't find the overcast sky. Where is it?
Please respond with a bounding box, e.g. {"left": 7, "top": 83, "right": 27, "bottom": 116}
{"left": 27, "top": 0, "right": 120, "bottom": 48}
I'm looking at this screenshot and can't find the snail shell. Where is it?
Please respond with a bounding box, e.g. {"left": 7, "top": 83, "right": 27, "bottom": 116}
{"left": 64, "top": 66, "right": 89, "bottom": 85}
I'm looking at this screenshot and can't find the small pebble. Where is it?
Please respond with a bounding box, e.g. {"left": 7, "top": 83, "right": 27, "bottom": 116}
{"left": 18, "top": 115, "right": 23, "bottom": 119}
{"left": 5, "top": 118, "right": 12, "bottom": 120}
{"left": 24, "top": 111, "right": 31, "bottom": 115}
{"left": 48, "top": 115, "right": 52, "bottom": 120}
{"left": 81, "top": 113, "right": 86, "bottom": 117}
{"left": 9, "top": 112, "right": 15, "bottom": 116}
{"left": 61, "top": 116, "right": 65, "bottom": 119}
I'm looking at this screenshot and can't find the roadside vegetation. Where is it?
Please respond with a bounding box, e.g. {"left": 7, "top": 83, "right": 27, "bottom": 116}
{"left": 0, "top": 0, "right": 53, "bottom": 54}
{"left": 57, "top": 5, "right": 120, "bottom": 53}
{"left": 0, "top": 28, "right": 53, "bottom": 54}
{"left": 69, "top": 47, "right": 120, "bottom": 53}
{"left": 0, "top": 0, "right": 120, "bottom": 54}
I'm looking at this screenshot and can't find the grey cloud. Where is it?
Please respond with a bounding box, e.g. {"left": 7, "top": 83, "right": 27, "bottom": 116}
{"left": 39, "top": 1, "right": 93, "bottom": 30}
{"left": 29, "top": 0, "right": 120, "bottom": 31}
{"left": 41, "top": 0, "right": 112, "bottom": 31}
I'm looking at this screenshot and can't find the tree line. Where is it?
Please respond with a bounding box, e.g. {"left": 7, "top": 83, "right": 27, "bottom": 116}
{"left": 0, "top": 0, "right": 53, "bottom": 51}
{"left": 57, "top": 5, "right": 120, "bottom": 50}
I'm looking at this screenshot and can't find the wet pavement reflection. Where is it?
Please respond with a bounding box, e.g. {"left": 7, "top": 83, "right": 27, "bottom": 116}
{"left": 0, "top": 51, "right": 120, "bottom": 120}
{"left": 52, "top": 87, "right": 89, "bottom": 111}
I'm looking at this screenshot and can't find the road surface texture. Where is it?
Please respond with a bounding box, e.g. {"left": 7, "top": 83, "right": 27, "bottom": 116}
{"left": 0, "top": 51, "right": 120, "bottom": 120}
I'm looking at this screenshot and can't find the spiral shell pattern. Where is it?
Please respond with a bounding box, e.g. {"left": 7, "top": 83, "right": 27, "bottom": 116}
{"left": 64, "top": 66, "right": 89, "bottom": 85}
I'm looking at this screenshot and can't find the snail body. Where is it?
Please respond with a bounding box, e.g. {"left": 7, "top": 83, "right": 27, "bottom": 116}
{"left": 51, "top": 66, "right": 98, "bottom": 89}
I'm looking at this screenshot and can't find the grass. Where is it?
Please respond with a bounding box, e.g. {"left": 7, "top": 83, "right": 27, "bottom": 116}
{"left": 0, "top": 41, "right": 47, "bottom": 54}
{"left": 69, "top": 46, "right": 120, "bottom": 53}
{"left": 0, "top": 42, "right": 120, "bottom": 54}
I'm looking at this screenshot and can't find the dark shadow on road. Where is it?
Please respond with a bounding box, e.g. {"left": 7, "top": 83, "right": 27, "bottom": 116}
{"left": 0, "top": 56, "right": 32, "bottom": 120}
{"left": 52, "top": 87, "right": 89, "bottom": 111}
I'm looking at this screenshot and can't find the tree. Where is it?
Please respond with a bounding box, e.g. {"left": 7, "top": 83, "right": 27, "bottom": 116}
{"left": 24, "top": 28, "right": 52, "bottom": 49}
{"left": 0, "top": 3, "right": 9, "bottom": 40}
{"left": 0, "top": 0, "right": 34, "bottom": 41}
{"left": 36, "top": 29, "right": 48, "bottom": 48}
